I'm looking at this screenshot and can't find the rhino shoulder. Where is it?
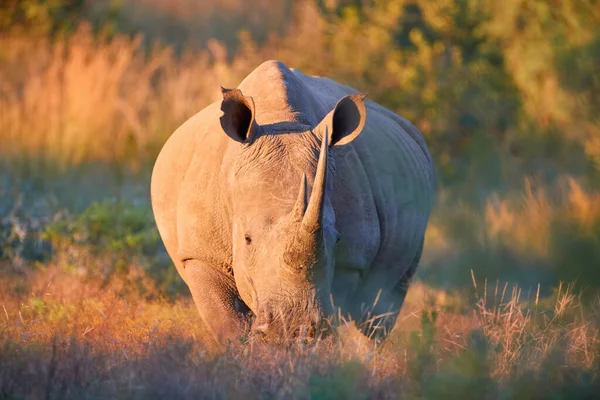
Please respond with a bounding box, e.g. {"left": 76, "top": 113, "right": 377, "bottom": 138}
{"left": 151, "top": 101, "right": 233, "bottom": 277}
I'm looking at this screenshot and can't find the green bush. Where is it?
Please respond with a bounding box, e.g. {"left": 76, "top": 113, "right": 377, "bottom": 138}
{"left": 43, "top": 199, "right": 159, "bottom": 259}
{"left": 0, "top": 0, "right": 86, "bottom": 35}
{"left": 307, "top": 360, "right": 368, "bottom": 400}
{"left": 41, "top": 199, "right": 185, "bottom": 297}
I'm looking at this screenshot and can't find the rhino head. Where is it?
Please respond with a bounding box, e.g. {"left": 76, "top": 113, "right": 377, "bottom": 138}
{"left": 219, "top": 87, "right": 367, "bottom": 340}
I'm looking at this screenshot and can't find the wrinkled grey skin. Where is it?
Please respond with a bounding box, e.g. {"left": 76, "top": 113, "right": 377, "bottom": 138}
{"left": 151, "top": 60, "right": 435, "bottom": 348}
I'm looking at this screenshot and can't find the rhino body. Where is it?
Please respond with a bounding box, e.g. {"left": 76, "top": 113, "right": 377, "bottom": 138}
{"left": 151, "top": 60, "right": 435, "bottom": 348}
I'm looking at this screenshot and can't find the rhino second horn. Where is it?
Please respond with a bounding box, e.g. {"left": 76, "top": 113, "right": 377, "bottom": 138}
{"left": 290, "top": 173, "right": 308, "bottom": 223}
{"left": 302, "top": 127, "right": 329, "bottom": 234}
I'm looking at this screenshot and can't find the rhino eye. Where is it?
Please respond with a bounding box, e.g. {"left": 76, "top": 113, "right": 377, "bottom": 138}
{"left": 244, "top": 234, "right": 252, "bottom": 245}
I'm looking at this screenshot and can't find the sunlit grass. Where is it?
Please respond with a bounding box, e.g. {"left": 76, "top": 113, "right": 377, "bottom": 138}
{"left": 1, "top": 259, "right": 599, "bottom": 398}
{"left": 420, "top": 177, "right": 600, "bottom": 293}
{"left": 0, "top": 24, "right": 247, "bottom": 171}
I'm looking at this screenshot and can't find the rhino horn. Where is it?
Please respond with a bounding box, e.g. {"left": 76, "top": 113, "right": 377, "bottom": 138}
{"left": 301, "top": 127, "right": 329, "bottom": 234}
{"left": 284, "top": 132, "right": 329, "bottom": 271}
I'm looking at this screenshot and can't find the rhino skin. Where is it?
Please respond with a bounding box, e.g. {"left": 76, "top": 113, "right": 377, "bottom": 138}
{"left": 150, "top": 60, "right": 435, "bottom": 348}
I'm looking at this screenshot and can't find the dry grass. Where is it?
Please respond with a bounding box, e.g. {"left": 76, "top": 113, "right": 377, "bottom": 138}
{"left": 1, "top": 176, "right": 599, "bottom": 398}
{"left": 420, "top": 177, "right": 600, "bottom": 293}
{"left": 483, "top": 177, "right": 600, "bottom": 259}
{"left": 1, "top": 257, "right": 599, "bottom": 399}
{"left": 0, "top": 23, "right": 252, "bottom": 171}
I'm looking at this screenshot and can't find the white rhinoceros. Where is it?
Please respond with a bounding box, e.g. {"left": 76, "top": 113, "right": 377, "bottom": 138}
{"left": 151, "top": 60, "right": 435, "bottom": 348}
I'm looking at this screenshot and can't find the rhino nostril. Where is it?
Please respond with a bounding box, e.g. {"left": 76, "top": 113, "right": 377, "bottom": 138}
{"left": 252, "top": 308, "right": 274, "bottom": 335}
{"left": 253, "top": 322, "right": 269, "bottom": 334}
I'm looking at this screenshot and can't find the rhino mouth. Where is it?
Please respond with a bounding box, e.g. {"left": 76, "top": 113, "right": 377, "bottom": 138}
{"left": 250, "top": 299, "right": 333, "bottom": 343}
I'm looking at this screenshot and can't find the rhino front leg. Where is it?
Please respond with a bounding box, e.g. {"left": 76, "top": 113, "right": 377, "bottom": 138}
{"left": 183, "top": 260, "right": 252, "bottom": 348}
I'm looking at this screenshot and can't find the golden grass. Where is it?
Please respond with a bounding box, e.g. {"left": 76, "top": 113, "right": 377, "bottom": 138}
{"left": 0, "top": 24, "right": 252, "bottom": 170}
{"left": 1, "top": 178, "right": 599, "bottom": 396}
{"left": 419, "top": 177, "right": 600, "bottom": 292}
{"left": 485, "top": 179, "right": 554, "bottom": 258}
{"left": 1, "top": 257, "right": 598, "bottom": 398}
{"left": 1, "top": 0, "right": 597, "bottom": 177}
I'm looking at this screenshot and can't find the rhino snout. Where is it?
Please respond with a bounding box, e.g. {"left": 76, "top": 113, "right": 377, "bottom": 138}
{"left": 252, "top": 307, "right": 274, "bottom": 335}
{"left": 251, "top": 299, "right": 331, "bottom": 341}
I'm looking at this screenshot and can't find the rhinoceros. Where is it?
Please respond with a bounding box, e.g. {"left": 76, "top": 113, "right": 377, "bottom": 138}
{"left": 150, "top": 60, "right": 435, "bottom": 348}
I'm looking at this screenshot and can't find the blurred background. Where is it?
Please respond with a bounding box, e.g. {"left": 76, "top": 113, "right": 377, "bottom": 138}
{"left": 1, "top": 0, "right": 600, "bottom": 300}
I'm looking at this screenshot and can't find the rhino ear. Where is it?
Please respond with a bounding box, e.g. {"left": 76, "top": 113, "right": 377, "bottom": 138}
{"left": 219, "top": 87, "right": 259, "bottom": 143}
{"left": 315, "top": 93, "right": 367, "bottom": 147}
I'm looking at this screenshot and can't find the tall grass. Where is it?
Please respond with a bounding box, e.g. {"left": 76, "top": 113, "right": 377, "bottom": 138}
{"left": 421, "top": 177, "right": 600, "bottom": 293}
{"left": 1, "top": 257, "right": 599, "bottom": 398}
{"left": 1, "top": 0, "right": 600, "bottom": 310}
{"left": 2, "top": 1, "right": 597, "bottom": 176}
{"left": 0, "top": 24, "right": 236, "bottom": 171}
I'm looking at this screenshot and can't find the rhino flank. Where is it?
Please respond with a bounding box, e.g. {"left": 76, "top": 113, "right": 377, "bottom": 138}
{"left": 150, "top": 60, "right": 435, "bottom": 348}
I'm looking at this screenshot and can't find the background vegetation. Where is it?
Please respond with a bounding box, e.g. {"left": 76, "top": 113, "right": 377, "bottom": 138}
{"left": 1, "top": 0, "right": 600, "bottom": 398}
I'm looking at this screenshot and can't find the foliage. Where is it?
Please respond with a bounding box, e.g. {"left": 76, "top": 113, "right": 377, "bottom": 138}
{"left": 43, "top": 200, "right": 158, "bottom": 258}
{"left": 0, "top": 0, "right": 86, "bottom": 36}
{"left": 407, "top": 309, "right": 438, "bottom": 386}
{"left": 40, "top": 200, "right": 184, "bottom": 297}
{"left": 307, "top": 360, "right": 368, "bottom": 400}
{"left": 421, "top": 178, "right": 600, "bottom": 294}
{"left": 1, "top": 0, "right": 597, "bottom": 184}
{"left": 0, "top": 183, "right": 53, "bottom": 271}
